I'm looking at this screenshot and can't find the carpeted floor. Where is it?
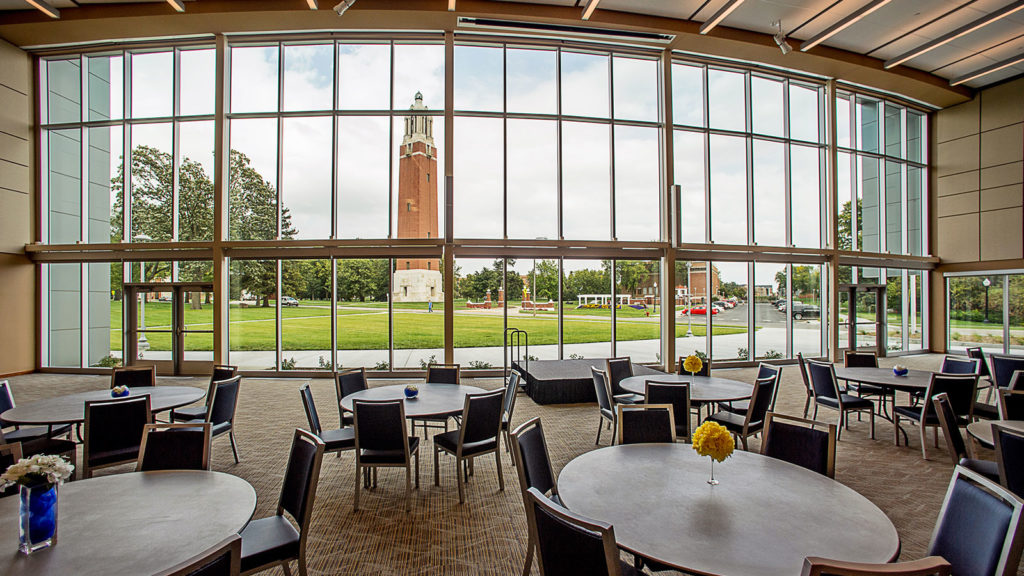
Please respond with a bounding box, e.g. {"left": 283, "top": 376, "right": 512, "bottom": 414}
{"left": 3, "top": 354, "right": 1004, "bottom": 575}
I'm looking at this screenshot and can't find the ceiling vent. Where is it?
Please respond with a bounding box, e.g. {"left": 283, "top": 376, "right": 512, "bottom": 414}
{"left": 457, "top": 17, "right": 674, "bottom": 45}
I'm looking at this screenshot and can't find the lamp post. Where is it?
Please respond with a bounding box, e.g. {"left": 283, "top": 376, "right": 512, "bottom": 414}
{"left": 983, "top": 277, "right": 991, "bottom": 323}
{"left": 133, "top": 234, "right": 153, "bottom": 351}
{"left": 685, "top": 261, "right": 693, "bottom": 338}
{"left": 652, "top": 282, "right": 657, "bottom": 315}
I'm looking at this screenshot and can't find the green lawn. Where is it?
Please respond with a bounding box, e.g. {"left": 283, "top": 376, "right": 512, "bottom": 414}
{"left": 111, "top": 300, "right": 746, "bottom": 351}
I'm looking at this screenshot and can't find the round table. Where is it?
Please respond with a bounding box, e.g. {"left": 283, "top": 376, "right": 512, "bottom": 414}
{"left": 558, "top": 444, "right": 900, "bottom": 576}
{"left": 0, "top": 386, "right": 205, "bottom": 426}
{"left": 0, "top": 470, "right": 256, "bottom": 576}
{"left": 340, "top": 384, "right": 487, "bottom": 418}
{"left": 833, "top": 367, "right": 934, "bottom": 393}
{"left": 619, "top": 374, "right": 753, "bottom": 403}
{"left": 966, "top": 420, "right": 1024, "bottom": 449}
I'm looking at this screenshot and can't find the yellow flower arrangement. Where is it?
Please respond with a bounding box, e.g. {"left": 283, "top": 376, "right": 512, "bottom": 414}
{"left": 682, "top": 354, "right": 703, "bottom": 375}
{"left": 692, "top": 421, "right": 734, "bottom": 463}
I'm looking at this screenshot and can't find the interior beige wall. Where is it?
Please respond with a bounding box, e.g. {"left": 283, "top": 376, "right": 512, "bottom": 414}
{"left": 931, "top": 75, "right": 1024, "bottom": 352}
{"left": 0, "top": 38, "right": 36, "bottom": 376}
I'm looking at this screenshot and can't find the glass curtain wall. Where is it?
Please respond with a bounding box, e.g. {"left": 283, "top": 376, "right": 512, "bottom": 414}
{"left": 947, "top": 273, "right": 1023, "bottom": 354}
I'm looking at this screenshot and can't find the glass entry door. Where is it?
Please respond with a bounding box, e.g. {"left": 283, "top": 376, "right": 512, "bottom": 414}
{"left": 838, "top": 283, "right": 887, "bottom": 357}
{"left": 124, "top": 282, "right": 214, "bottom": 375}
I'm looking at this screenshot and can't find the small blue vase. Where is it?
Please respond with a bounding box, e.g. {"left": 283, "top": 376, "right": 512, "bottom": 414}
{"left": 19, "top": 483, "right": 58, "bottom": 554}
{"left": 404, "top": 386, "right": 419, "bottom": 399}
{"left": 111, "top": 386, "right": 130, "bottom": 398}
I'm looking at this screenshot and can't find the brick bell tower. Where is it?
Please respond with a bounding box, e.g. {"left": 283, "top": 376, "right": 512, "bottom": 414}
{"left": 393, "top": 91, "right": 443, "bottom": 303}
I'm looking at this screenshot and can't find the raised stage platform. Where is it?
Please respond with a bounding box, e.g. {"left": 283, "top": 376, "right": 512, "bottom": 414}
{"left": 512, "top": 359, "right": 665, "bottom": 405}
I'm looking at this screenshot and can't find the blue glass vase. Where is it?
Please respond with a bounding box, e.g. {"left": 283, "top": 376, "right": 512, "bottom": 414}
{"left": 19, "top": 483, "right": 58, "bottom": 554}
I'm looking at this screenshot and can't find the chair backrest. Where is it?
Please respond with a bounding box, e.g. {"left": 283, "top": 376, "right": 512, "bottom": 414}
{"left": 0, "top": 380, "right": 15, "bottom": 416}
{"left": 524, "top": 487, "right": 624, "bottom": 576}
{"left": 0, "top": 441, "right": 22, "bottom": 498}
{"left": 426, "top": 363, "right": 460, "bottom": 384}
{"left": 756, "top": 363, "right": 783, "bottom": 410}
{"left": 605, "top": 357, "right": 633, "bottom": 396}
{"left": 744, "top": 376, "right": 778, "bottom": 429}
{"left": 503, "top": 370, "right": 521, "bottom": 422}
{"left": 154, "top": 534, "right": 241, "bottom": 576}
{"left": 941, "top": 356, "right": 979, "bottom": 375}
{"left": 994, "top": 424, "right": 1024, "bottom": 500}
{"left": 299, "top": 384, "right": 323, "bottom": 436}
{"left": 931, "top": 393, "right": 970, "bottom": 465}
{"left": 137, "top": 422, "right": 212, "bottom": 471}
{"left": 801, "top": 555, "right": 951, "bottom": 576}
{"left": 335, "top": 368, "right": 368, "bottom": 399}
{"left": 591, "top": 367, "right": 613, "bottom": 413}
{"left": 923, "top": 374, "right": 977, "bottom": 422}
{"left": 677, "top": 355, "right": 711, "bottom": 377}
{"left": 967, "top": 347, "right": 992, "bottom": 378}
{"left": 844, "top": 350, "right": 878, "bottom": 368}
{"left": 645, "top": 381, "right": 691, "bottom": 439}
{"left": 929, "top": 466, "right": 1024, "bottom": 576}
{"left": 991, "top": 355, "right": 1024, "bottom": 390}
{"left": 111, "top": 365, "right": 157, "bottom": 389}
{"left": 84, "top": 395, "right": 153, "bottom": 465}
{"left": 207, "top": 376, "right": 242, "bottom": 427}
{"left": 211, "top": 365, "right": 238, "bottom": 385}
{"left": 353, "top": 399, "right": 409, "bottom": 461}
{"left": 511, "top": 417, "right": 558, "bottom": 500}
{"left": 761, "top": 412, "right": 836, "bottom": 478}
{"left": 806, "top": 360, "right": 840, "bottom": 401}
{"left": 796, "top": 353, "right": 813, "bottom": 395}
{"left": 998, "top": 388, "right": 1024, "bottom": 420}
{"left": 277, "top": 429, "right": 326, "bottom": 534}
{"left": 616, "top": 404, "right": 676, "bottom": 444}
{"left": 458, "top": 389, "right": 505, "bottom": 447}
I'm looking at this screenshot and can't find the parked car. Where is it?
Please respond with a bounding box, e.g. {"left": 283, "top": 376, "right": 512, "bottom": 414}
{"left": 281, "top": 296, "right": 300, "bottom": 307}
{"left": 680, "top": 306, "right": 719, "bottom": 315}
{"left": 790, "top": 302, "right": 821, "bottom": 320}
{"left": 711, "top": 302, "right": 726, "bottom": 313}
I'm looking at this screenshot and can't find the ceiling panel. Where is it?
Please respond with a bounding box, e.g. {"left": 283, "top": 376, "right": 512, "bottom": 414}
{"left": 725, "top": 0, "right": 838, "bottom": 37}
{"left": 0, "top": 0, "right": 77, "bottom": 10}
{"left": 822, "top": 0, "right": 968, "bottom": 55}
{"left": 597, "top": 0, "right": 705, "bottom": 22}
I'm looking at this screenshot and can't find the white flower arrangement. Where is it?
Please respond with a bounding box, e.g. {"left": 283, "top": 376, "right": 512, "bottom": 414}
{"left": 2, "top": 454, "right": 75, "bottom": 489}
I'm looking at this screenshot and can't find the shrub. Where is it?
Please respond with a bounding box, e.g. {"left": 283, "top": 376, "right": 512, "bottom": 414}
{"left": 419, "top": 355, "right": 438, "bottom": 369}
{"left": 373, "top": 360, "right": 390, "bottom": 371}
{"left": 761, "top": 350, "right": 783, "bottom": 359}
{"left": 94, "top": 355, "right": 122, "bottom": 368}
{"left": 468, "top": 360, "right": 493, "bottom": 369}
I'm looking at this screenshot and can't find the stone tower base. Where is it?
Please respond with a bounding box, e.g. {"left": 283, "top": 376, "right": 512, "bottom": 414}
{"left": 393, "top": 269, "right": 443, "bottom": 303}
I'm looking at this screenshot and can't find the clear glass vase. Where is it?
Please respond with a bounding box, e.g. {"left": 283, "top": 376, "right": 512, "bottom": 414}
{"left": 707, "top": 458, "right": 719, "bottom": 486}
{"left": 19, "top": 482, "right": 58, "bottom": 554}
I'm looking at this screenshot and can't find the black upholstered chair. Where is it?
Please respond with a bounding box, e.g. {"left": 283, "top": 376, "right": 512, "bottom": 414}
{"left": 240, "top": 429, "right": 325, "bottom": 576}
{"left": 977, "top": 360, "right": 1024, "bottom": 420}
{"left": 0, "top": 441, "right": 22, "bottom": 498}
{"left": 1, "top": 427, "right": 77, "bottom": 481}
{"left": 801, "top": 556, "right": 950, "bottom": 576}
{"left": 761, "top": 412, "right": 836, "bottom": 478}
{"left": 644, "top": 381, "right": 692, "bottom": 441}
{"left": 606, "top": 357, "right": 643, "bottom": 405}
{"left": 524, "top": 487, "right": 639, "bottom": 576}
{"left": 843, "top": 350, "right": 892, "bottom": 414}
{"left": 185, "top": 375, "right": 242, "bottom": 464}
{"left": 706, "top": 375, "right": 777, "bottom": 450}
{"left": 677, "top": 355, "right": 711, "bottom": 376}
{"left": 500, "top": 370, "right": 521, "bottom": 456}
{"left": 172, "top": 365, "right": 237, "bottom": 423}
{"left": 591, "top": 367, "right": 616, "bottom": 445}
{"left": 352, "top": 399, "right": 420, "bottom": 512}
{"left": 721, "top": 363, "right": 782, "bottom": 416}
{"left": 155, "top": 535, "right": 241, "bottom": 576}
{"left": 299, "top": 384, "right": 355, "bottom": 457}
{"left": 994, "top": 424, "right": 1024, "bottom": 499}
{"left": 616, "top": 404, "right": 676, "bottom": 445}
{"left": 83, "top": 395, "right": 152, "bottom": 478}
{"left": 434, "top": 388, "right": 505, "bottom": 504}
{"left": 334, "top": 367, "right": 368, "bottom": 428}
{"left": 110, "top": 365, "right": 157, "bottom": 389}
{"left": 940, "top": 356, "right": 979, "bottom": 375}
{"left": 895, "top": 374, "right": 976, "bottom": 459}
{"left": 796, "top": 353, "right": 815, "bottom": 418}
{"left": 137, "top": 422, "right": 212, "bottom": 471}
{"left": 998, "top": 387, "right": 1024, "bottom": 420}
{"left": 931, "top": 393, "right": 999, "bottom": 482}
{"left": 426, "top": 363, "right": 461, "bottom": 384}
{"left": 807, "top": 360, "right": 874, "bottom": 440}
{"left": 0, "top": 379, "right": 72, "bottom": 443}
{"left": 511, "top": 418, "right": 559, "bottom": 576}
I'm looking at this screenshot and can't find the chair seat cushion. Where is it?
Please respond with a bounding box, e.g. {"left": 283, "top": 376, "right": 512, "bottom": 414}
{"left": 720, "top": 400, "right": 749, "bottom": 415}
{"left": 847, "top": 383, "right": 889, "bottom": 396}
{"left": 360, "top": 437, "right": 420, "bottom": 463}
{"left": 22, "top": 437, "right": 77, "bottom": 459}
{"left": 600, "top": 408, "right": 614, "bottom": 421}
{"left": 893, "top": 406, "right": 938, "bottom": 424}
{"left": 973, "top": 402, "right": 999, "bottom": 420}
{"left": 434, "top": 430, "right": 498, "bottom": 456}
{"left": 240, "top": 515, "right": 300, "bottom": 572}
{"left": 1, "top": 424, "right": 72, "bottom": 443}
{"left": 184, "top": 419, "right": 232, "bottom": 437}
{"left": 613, "top": 393, "right": 644, "bottom": 405}
{"left": 706, "top": 411, "right": 762, "bottom": 435}
{"left": 341, "top": 413, "right": 354, "bottom": 427}
{"left": 170, "top": 406, "right": 207, "bottom": 422}
{"left": 320, "top": 427, "right": 355, "bottom": 452}
{"left": 816, "top": 395, "right": 874, "bottom": 411}
{"left": 960, "top": 457, "right": 1000, "bottom": 482}
{"left": 89, "top": 445, "right": 140, "bottom": 467}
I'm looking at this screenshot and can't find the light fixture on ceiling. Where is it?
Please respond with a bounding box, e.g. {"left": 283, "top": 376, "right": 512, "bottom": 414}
{"left": 885, "top": 0, "right": 1024, "bottom": 69}
{"left": 699, "top": 0, "right": 746, "bottom": 35}
{"left": 306, "top": 0, "right": 319, "bottom": 9}
{"left": 582, "top": 0, "right": 600, "bottom": 21}
{"left": 448, "top": 0, "right": 456, "bottom": 11}
{"left": 333, "top": 0, "right": 356, "bottom": 16}
{"left": 772, "top": 20, "right": 792, "bottom": 55}
{"left": 166, "top": 0, "right": 185, "bottom": 12}
{"left": 950, "top": 52, "right": 1024, "bottom": 86}
{"left": 25, "top": 0, "right": 59, "bottom": 18}
{"left": 800, "top": 0, "right": 891, "bottom": 52}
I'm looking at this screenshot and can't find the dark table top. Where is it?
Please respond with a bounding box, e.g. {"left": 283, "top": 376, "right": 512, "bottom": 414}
{"left": 558, "top": 444, "right": 900, "bottom": 576}
{"left": 340, "top": 383, "right": 487, "bottom": 418}
{"left": 834, "top": 366, "right": 935, "bottom": 392}
{"left": 0, "top": 471, "right": 256, "bottom": 576}
{"left": 619, "top": 374, "right": 753, "bottom": 403}
{"left": 967, "top": 420, "right": 1024, "bottom": 448}
{"left": 1, "top": 386, "right": 206, "bottom": 426}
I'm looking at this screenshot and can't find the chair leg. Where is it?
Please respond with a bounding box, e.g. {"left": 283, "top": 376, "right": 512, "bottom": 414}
{"left": 282, "top": 560, "right": 294, "bottom": 576}
{"left": 812, "top": 404, "right": 819, "bottom": 421}
{"left": 595, "top": 418, "right": 603, "bottom": 445}
{"left": 836, "top": 411, "right": 843, "bottom": 442}
{"left": 869, "top": 409, "right": 875, "bottom": 440}
{"left": 456, "top": 456, "right": 465, "bottom": 504}
{"left": 522, "top": 542, "right": 534, "bottom": 576}
{"left": 434, "top": 445, "right": 441, "bottom": 486}
{"left": 495, "top": 449, "right": 504, "bottom": 492}
{"left": 920, "top": 421, "right": 928, "bottom": 460}
{"left": 405, "top": 465, "right": 412, "bottom": 512}
{"left": 894, "top": 412, "right": 900, "bottom": 446}
{"left": 353, "top": 465, "right": 362, "bottom": 512}
{"left": 740, "top": 435, "right": 748, "bottom": 451}
{"left": 415, "top": 451, "right": 420, "bottom": 489}
{"left": 228, "top": 430, "right": 240, "bottom": 464}
{"left": 803, "top": 394, "right": 811, "bottom": 418}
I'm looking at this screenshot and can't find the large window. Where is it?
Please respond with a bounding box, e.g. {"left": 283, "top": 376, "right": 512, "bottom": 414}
{"left": 948, "top": 273, "right": 1023, "bottom": 354}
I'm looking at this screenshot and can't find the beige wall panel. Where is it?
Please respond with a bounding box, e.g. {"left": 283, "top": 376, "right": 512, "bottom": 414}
{"left": 981, "top": 78, "right": 1024, "bottom": 132}
{"left": 937, "top": 191, "right": 978, "bottom": 217}
{"left": 935, "top": 135, "right": 980, "bottom": 177}
{"left": 981, "top": 184, "right": 1023, "bottom": 212}
{"left": 0, "top": 131, "right": 29, "bottom": 166}
{"left": 0, "top": 158, "right": 29, "bottom": 194}
{"left": 936, "top": 213, "right": 979, "bottom": 263}
{"left": 0, "top": 85, "right": 30, "bottom": 141}
{"left": 0, "top": 189, "right": 30, "bottom": 254}
{"left": 937, "top": 171, "right": 978, "bottom": 198}
{"left": 981, "top": 161, "right": 1023, "bottom": 189}
{"left": 0, "top": 39, "right": 30, "bottom": 95}
{"left": 0, "top": 253, "right": 35, "bottom": 375}
{"left": 980, "top": 124, "right": 1024, "bottom": 169}
{"left": 936, "top": 98, "right": 979, "bottom": 144}
{"left": 980, "top": 207, "right": 1024, "bottom": 261}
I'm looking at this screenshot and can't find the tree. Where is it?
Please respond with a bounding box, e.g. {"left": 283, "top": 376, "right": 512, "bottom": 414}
{"left": 337, "top": 259, "right": 389, "bottom": 302}
{"left": 718, "top": 281, "right": 746, "bottom": 300}
{"left": 526, "top": 260, "right": 559, "bottom": 301}
{"left": 563, "top": 268, "right": 609, "bottom": 302}
{"left": 774, "top": 266, "right": 821, "bottom": 301}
